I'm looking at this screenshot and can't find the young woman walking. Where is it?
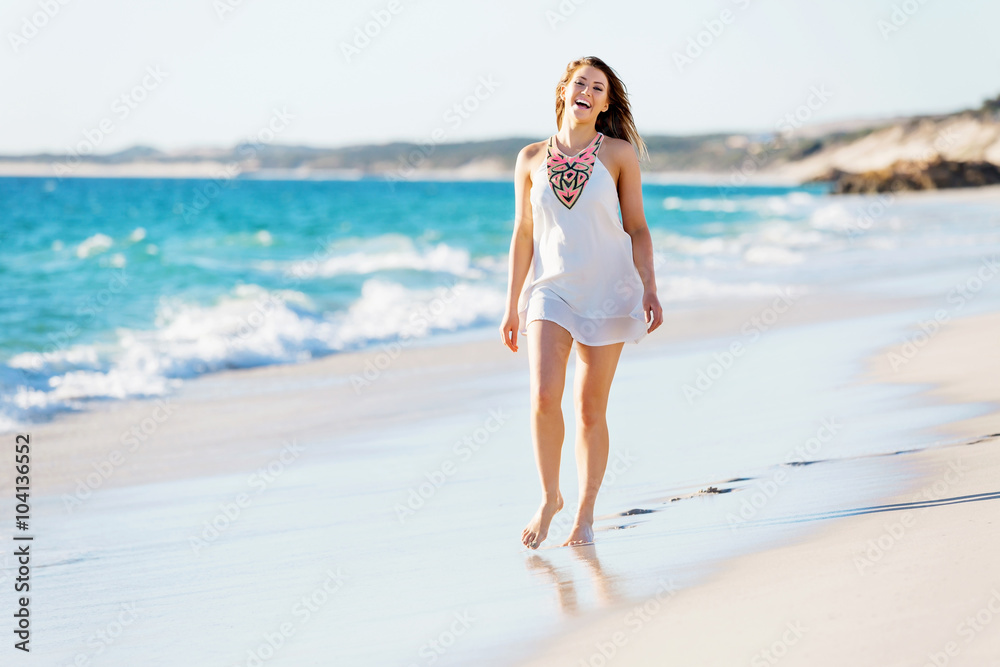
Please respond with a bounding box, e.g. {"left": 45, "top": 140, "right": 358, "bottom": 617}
{"left": 500, "top": 56, "right": 663, "bottom": 549}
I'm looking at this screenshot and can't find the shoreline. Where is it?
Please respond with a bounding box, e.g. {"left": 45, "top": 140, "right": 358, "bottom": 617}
{"left": 0, "top": 289, "right": 940, "bottom": 498}
{"left": 515, "top": 309, "right": 1000, "bottom": 666}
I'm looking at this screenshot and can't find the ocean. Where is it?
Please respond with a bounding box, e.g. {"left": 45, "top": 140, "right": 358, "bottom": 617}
{"left": 3, "top": 175, "right": 1000, "bottom": 433}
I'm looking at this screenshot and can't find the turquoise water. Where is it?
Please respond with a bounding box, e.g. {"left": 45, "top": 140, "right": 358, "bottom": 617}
{"left": 3, "top": 175, "right": 1000, "bottom": 431}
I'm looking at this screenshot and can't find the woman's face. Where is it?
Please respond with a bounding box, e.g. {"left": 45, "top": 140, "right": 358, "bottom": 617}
{"left": 563, "top": 65, "right": 610, "bottom": 122}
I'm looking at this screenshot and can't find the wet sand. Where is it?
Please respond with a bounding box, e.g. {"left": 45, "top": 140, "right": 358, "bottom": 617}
{"left": 517, "top": 310, "right": 1000, "bottom": 667}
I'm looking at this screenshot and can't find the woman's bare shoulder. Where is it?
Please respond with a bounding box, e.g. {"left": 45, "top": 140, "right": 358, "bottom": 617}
{"left": 600, "top": 135, "right": 637, "bottom": 162}
{"left": 518, "top": 139, "right": 548, "bottom": 161}
{"left": 516, "top": 139, "right": 549, "bottom": 177}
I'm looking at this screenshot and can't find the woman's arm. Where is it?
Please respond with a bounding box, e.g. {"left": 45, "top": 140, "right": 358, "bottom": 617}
{"left": 615, "top": 141, "right": 664, "bottom": 333}
{"left": 500, "top": 145, "right": 536, "bottom": 351}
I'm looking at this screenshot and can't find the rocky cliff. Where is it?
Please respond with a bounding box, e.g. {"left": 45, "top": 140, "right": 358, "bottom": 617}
{"left": 764, "top": 94, "right": 1000, "bottom": 191}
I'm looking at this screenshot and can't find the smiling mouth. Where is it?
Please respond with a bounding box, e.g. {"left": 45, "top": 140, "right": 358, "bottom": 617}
{"left": 573, "top": 99, "right": 591, "bottom": 110}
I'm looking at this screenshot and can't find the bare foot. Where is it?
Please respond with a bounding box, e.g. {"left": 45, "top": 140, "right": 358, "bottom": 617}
{"left": 522, "top": 493, "right": 563, "bottom": 549}
{"left": 562, "top": 520, "right": 594, "bottom": 547}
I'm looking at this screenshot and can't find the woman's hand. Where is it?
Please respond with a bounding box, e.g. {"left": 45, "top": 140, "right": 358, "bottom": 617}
{"left": 643, "top": 290, "right": 663, "bottom": 334}
{"left": 500, "top": 306, "right": 520, "bottom": 352}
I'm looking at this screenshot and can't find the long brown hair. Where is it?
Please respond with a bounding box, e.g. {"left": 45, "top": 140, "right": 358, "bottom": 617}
{"left": 554, "top": 56, "right": 648, "bottom": 162}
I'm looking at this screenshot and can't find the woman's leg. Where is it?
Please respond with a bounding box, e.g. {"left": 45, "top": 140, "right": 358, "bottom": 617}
{"left": 522, "top": 319, "right": 574, "bottom": 549}
{"left": 564, "top": 339, "right": 624, "bottom": 546}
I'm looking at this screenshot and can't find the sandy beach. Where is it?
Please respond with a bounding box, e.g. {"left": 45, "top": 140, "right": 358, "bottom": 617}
{"left": 519, "top": 310, "right": 1000, "bottom": 667}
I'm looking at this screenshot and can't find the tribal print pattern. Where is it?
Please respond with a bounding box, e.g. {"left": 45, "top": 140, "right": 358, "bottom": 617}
{"left": 546, "top": 133, "right": 603, "bottom": 210}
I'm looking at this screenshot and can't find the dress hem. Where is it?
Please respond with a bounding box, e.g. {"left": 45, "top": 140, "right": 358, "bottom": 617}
{"left": 520, "top": 315, "right": 647, "bottom": 347}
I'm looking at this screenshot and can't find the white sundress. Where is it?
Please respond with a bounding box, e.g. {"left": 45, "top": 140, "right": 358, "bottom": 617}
{"left": 517, "top": 131, "right": 649, "bottom": 346}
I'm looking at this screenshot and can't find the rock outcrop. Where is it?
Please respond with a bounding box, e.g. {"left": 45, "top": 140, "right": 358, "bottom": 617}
{"left": 764, "top": 95, "right": 1000, "bottom": 186}
{"left": 809, "top": 157, "right": 1000, "bottom": 194}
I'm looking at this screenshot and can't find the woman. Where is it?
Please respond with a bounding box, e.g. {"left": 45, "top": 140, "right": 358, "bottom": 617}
{"left": 500, "top": 56, "right": 663, "bottom": 549}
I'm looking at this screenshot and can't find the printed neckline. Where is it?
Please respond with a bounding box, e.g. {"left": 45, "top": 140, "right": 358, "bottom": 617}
{"left": 535, "top": 152, "right": 609, "bottom": 175}
{"left": 549, "top": 132, "right": 602, "bottom": 159}
{"left": 545, "top": 132, "right": 604, "bottom": 210}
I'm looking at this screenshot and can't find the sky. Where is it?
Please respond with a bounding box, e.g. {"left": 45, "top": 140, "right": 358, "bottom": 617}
{"left": 1, "top": 0, "right": 997, "bottom": 155}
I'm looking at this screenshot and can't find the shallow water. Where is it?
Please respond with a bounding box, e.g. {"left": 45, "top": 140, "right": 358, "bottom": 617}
{"left": 10, "top": 301, "right": 988, "bottom": 666}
